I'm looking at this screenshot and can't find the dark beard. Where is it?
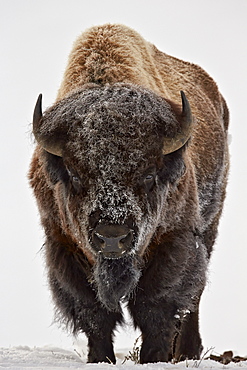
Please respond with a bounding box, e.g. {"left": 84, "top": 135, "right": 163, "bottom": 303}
{"left": 93, "top": 254, "right": 142, "bottom": 312}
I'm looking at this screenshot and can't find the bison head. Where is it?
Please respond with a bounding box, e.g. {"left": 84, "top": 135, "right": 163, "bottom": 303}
{"left": 33, "top": 83, "right": 193, "bottom": 310}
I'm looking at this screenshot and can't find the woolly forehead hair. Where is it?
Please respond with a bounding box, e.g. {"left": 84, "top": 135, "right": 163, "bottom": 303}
{"left": 70, "top": 83, "right": 178, "bottom": 136}
{"left": 41, "top": 83, "right": 179, "bottom": 173}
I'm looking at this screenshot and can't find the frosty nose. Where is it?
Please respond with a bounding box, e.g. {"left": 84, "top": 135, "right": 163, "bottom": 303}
{"left": 92, "top": 224, "right": 133, "bottom": 258}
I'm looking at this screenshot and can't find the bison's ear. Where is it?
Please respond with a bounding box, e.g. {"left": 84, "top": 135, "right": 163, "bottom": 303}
{"left": 162, "top": 91, "right": 193, "bottom": 155}
{"left": 33, "top": 94, "right": 63, "bottom": 157}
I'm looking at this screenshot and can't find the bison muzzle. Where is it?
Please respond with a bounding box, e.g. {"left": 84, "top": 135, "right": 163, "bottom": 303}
{"left": 29, "top": 24, "right": 229, "bottom": 364}
{"left": 92, "top": 223, "right": 134, "bottom": 258}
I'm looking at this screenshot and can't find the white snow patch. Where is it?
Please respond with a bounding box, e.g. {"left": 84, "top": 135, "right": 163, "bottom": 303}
{"left": 0, "top": 345, "right": 247, "bottom": 369}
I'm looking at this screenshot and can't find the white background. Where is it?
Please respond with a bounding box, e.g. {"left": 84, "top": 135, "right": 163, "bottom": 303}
{"left": 0, "top": 0, "right": 246, "bottom": 356}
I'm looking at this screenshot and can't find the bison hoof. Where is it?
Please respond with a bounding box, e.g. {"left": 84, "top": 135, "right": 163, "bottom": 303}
{"left": 87, "top": 344, "right": 116, "bottom": 364}
{"left": 140, "top": 348, "right": 169, "bottom": 364}
{"left": 87, "top": 354, "right": 116, "bottom": 364}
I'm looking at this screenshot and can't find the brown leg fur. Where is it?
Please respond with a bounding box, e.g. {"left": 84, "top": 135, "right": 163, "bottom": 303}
{"left": 174, "top": 304, "right": 203, "bottom": 361}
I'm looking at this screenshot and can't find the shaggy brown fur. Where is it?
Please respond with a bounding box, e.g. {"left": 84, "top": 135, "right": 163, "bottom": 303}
{"left": 29, "top": 24, "right": 229, "bottom": 364}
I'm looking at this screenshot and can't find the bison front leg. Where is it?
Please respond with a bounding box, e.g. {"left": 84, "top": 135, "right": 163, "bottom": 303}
{"left": 48, "top": 266, "right": 122, "bottom": 364}
{"left": 51, "top": 275, "right": 122, "bottom": 363}
{"left": 127, "top": 234, "right": 206, "bottom": 363}
{"left": 128, "top": 299, "right": 178, "bottom": 363}
{"left": 86, "top": 311, "right": 121, "bottom": 364}
{"left": 174, "top": 303, "right": 203, "bottom": 361}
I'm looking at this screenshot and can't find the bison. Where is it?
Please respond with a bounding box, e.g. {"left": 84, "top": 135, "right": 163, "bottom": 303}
{"left": 29, "top": 24, "right": 229, "bottom": 364}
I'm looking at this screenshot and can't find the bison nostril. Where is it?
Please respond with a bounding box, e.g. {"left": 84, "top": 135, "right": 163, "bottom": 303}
{"left": 93, "top": 232, "right": 106, "bottom": 249}
{"left": 119, "top": 231, "right": 133, "bottom": 248}
{"left": 95, "top": 233, "right": 128, "bottom": 249}
{"left": 92, "top": 225, "right": 133, "bottom": 258}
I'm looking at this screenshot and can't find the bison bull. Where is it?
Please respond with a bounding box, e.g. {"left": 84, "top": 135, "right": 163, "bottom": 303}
{"left": 29, "top": 24, "right": 229, "bottom": 364}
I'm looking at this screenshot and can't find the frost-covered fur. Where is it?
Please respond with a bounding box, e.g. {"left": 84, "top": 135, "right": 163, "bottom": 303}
{"left": 29, "top": 24, "right": 229, "bottom": 364}
{"left": 93, "top": 254, "right": 142, "bottom": 312}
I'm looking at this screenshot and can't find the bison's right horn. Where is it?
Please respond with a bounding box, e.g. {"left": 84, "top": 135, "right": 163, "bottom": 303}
{"left": 162, "top": 91, "right": 193, "bottom": 155}
{"left": 33, "top": 94, "right": 63, "bottom": 157}
{"left": 33, "top": 93, "right": 43, "bottom": 127}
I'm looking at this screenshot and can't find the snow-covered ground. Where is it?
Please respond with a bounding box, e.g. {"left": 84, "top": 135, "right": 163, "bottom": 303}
{"left": 1, "top": 344, "right": 247, "bottom": 370}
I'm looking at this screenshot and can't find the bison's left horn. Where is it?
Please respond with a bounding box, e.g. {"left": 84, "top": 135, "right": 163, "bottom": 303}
{"left": 163, "top": 91, "right": 193, "bottom": 155}
{"left": 33, "top": 93, "right": 43, "bottom": 127}
{"left": 33, "top": 94, "right": 63, "bottom": 157}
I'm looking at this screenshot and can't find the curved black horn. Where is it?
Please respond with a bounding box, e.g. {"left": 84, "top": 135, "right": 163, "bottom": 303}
{"left": 181, "top": 90, "right": 193, "bottom": 126}
{"left": 32, "top": 94, "right": 63, "bottom": 157}
{"left": 162, "top": 91, "right": 193, "bottom": 155}
{"left": 33, "top": 93, "right": 43, "bottom": 127}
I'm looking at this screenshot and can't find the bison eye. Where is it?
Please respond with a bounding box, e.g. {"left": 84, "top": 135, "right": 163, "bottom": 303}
{"left": 145, "top": 174, "right": 154, "bottom": 182}
{"left": 72, "top": 175, "right": 80, "bottom": 183}
{"left": 142, "top": 171, "right": 156, "bottom": 192}
{"left": 67, "top": 169, "right": 81, "bottom": 190}
{"left": 144, "top": 174, "right": 155, "bottom": 185}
